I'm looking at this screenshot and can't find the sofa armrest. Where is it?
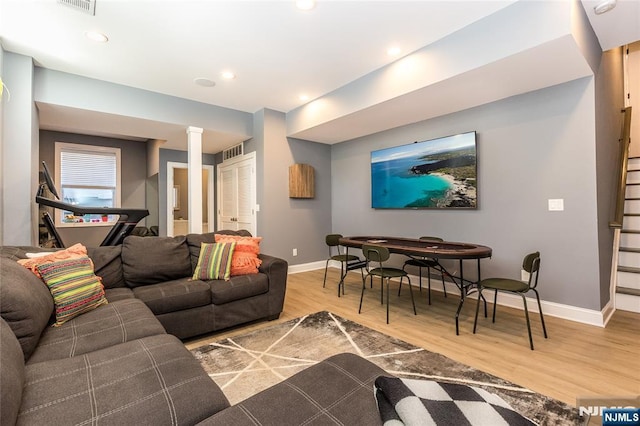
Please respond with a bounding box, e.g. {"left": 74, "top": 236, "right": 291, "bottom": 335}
{"left": 258, "top": 254, "right": 288, "bottom": 318}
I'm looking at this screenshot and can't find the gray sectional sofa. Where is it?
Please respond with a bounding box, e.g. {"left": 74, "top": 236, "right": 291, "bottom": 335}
{"left": 0, "top": 231, "right": 388, "bottom": 425}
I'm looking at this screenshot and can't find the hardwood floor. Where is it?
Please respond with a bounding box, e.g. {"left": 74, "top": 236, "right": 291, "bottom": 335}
{"left": 186, "top": 269, "right": 640, "bottom": 406}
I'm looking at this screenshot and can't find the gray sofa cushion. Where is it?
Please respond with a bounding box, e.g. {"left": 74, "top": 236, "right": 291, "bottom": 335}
{"left": 87, "top": 245, "right": 125, "bottom": 288}
{"left": 132, "top": 278, "right": 212, "bottom": 315}
{"left": 198, "top": 353, "right": 385, "bottom": 426}
{"left": 20, "top": 334, "right": 230, "bottom": 425}
{"left": 104, "top": 287, "right": 135, "bottom": 302}
{"left": 0, "top": 258, "right": 54, "bottom": 361}
{"left": 28, "top": 299, "right": 166, "bottom": 364}
{"left": 187, "top": 230, "right": 252, "bottom": 270}
{"left": 209, "top": 273, "right": 269, "bottom": 305}
{"left": 122, "top": 235, "right": 192, "bottom": 287}
{"left": 0, "top": 318, "right": 25, "bottom": 426}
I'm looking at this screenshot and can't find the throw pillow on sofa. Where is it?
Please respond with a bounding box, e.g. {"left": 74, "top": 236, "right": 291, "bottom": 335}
{"left": 17, "top": 243, "right": 87, "bottom": 278}
{"left": 214, "top": 234, "right": 262, "bottom": 275}
{"left": 192, "top": 242, "right": 236, "bottom": 281}
{"left": 36, "top": 256, "right": 108, "bottom": 327}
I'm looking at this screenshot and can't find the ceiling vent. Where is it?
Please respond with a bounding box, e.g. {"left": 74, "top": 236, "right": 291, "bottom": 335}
{"left": 223, "top": 143, "right": 243, "bottom": 162}
{"left": 58, "top": 0, "right": 96, "bottom": 15}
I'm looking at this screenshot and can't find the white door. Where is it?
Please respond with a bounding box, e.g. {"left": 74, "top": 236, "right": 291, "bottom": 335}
{"left": 217, "top": 153, "right": 257, "bottom": 236}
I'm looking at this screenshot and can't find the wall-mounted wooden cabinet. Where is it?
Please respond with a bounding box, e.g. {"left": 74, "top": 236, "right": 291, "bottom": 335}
{"left": 289, "top": 163, "right": 315, "bottom": 198}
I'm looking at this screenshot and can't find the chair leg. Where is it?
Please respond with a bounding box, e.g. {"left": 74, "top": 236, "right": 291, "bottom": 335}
{"left": 407, "top": 276, "right": 417, "bottom": 315}
{"left": 531, "top": 289, "right": 548, "bottom": 338}
{"left": 397, "top": 276, "right": 403, "bottom": 296}
{"left": 521, "top": 295, "right": 534, "bottom": 350}
{"left": 473, "top": 287, "right": 484, "bottom": 334}
{"left": 358, "top": 275, "right": 368, "bottom": 314}
{"left": 322, "top": 260, "right": 330, "bottom": 288}
{"left": 419, "top": 268, "right": 423, "bottom": 293}
{"left": 441, "top": 271, "right": 447, "bottom": 298}
{"left": 386, "top": 278, "right": 390, "bottom": 324}
{"left": 492, "top": 289, "right": 498, "bottom": 323}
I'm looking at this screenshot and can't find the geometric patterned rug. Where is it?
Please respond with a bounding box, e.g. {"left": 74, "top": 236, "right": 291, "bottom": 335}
{"left": 191, "top": 311, "right": 579, "bottom": 425}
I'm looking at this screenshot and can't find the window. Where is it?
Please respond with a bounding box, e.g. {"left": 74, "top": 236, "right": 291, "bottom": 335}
{"left": 55, "top": 142, "right": 121, "bottom": 226}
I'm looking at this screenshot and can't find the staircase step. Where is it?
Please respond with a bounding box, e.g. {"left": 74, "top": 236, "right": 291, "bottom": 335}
{"left": 617, "top": 286, "right": 640, "bottom": 296}
{"left": 619, "top": 247, "right": 640, "bottom": 253}
{"left": 618, "top": 266, "right": 640, "bottom": 274}
{"left": 616, "top": 292, "right": 640, "bottom": 313}
{"left": 617, "top": 271, "right": 640, "bottom": 290}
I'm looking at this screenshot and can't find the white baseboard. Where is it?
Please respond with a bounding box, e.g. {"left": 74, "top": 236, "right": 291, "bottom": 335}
{"left": 291, "top": 264, "right": 613, "bottom": 327}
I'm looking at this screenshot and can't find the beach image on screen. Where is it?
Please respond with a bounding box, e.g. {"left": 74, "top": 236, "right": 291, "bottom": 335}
{"left": 371, "top": 132, "right": 476, "bottom": 209}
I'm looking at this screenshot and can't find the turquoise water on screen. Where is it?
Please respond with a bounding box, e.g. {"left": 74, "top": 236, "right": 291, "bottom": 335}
{"left": 371, "top": 156, "right": 451, "bottom": 208}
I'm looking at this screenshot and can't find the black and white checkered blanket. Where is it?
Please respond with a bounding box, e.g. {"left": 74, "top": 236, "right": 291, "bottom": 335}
{"left": 374, "top": 376, "right": 537, "bottom": 426}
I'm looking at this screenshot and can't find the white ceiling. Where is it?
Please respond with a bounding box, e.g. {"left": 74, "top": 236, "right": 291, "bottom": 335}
{"left": 1, "top": 0, "right": 638, "bottom": 152}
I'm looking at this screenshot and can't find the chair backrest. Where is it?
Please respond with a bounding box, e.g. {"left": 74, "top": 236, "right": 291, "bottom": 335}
{"left": 362, "top": 244, "right": 390, "bottom": 263}
{"left": 522, "top": 251, "right": 541, "bottom": 288}
{"left": 326, "top": 234, "right": 342, "bottom": 247}
{"left": 419, "top": 236, "right": 444, "bottom": 242}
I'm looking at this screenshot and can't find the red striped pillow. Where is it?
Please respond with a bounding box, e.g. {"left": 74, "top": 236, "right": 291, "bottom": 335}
{"left": 36, "top": 256, "right": 108, "bottom": 327}
{"left": 192, "top": 242, "right": 236, "bottom": 281}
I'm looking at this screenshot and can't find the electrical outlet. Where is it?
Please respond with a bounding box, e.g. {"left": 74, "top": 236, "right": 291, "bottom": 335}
{"left": 293, "top": 248, "right": 298, "bottom": 256}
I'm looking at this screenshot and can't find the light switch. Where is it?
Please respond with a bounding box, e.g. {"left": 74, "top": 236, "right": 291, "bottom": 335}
{"left": 548, "top": 199, "right": 564, "bottom": 211}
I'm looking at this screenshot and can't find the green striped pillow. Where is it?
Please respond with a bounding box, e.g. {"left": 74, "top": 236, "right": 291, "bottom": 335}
{"left": 36, "top": 256, "right": 108, "bottom": 327}
{"left": 193, "top": 242, "right": 236, "bottom": 281}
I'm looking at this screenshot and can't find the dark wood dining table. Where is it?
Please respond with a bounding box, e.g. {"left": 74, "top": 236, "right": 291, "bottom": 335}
{"left": 339, "top": 236, "right": 492, "bottom": 335}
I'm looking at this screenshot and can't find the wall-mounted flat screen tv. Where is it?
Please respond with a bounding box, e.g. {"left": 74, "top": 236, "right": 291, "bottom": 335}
{"left": 371, "top": 131, "right": 477, "bottom": 209}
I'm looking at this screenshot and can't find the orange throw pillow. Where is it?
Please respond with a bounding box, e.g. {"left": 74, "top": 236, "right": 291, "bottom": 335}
{"left": 214, "top": 235, "right": 262, "bottom": 276}
{"left": 18, "top": 243, "right": 89, "bottom": 278}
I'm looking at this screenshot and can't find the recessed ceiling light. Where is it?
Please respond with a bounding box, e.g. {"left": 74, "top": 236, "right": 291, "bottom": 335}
{"left": 194, "top": 78, "right": 216, "bottom": 87}
{"left": 221, "top": 71, "right": 236, "bottom": 80}
{"left": 299, "top": 94, "right": 309, "bottom": 101}
{"left": 85, "top": 31, "right": 108, "bottom": 43}
{"left": 296, "top": 0, "right": 315, "bottom": 11}
{"left": 594, "top": 0, "right": 616, "bottom": 14}
{"left": 387, "top": 46, "right": 401, "bottom": 56}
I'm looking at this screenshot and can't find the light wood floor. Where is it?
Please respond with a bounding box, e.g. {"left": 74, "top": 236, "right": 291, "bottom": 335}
{"left": 186, "top": 269, "right": 640, "bottom": 406}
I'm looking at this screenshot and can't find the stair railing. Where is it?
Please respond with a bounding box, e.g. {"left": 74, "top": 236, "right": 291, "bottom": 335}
{"left": 610, "top": 107, "right": 633, "bottom": 229}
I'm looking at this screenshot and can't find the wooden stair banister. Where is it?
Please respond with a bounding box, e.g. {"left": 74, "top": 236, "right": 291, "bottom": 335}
{"left": 610, "top": 107, "right": 633, "bottom": 229}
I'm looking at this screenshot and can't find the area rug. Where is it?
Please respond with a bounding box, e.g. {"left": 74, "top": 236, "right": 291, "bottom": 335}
{"left": 191, "top": 311, "right": 579, "bottom": 425}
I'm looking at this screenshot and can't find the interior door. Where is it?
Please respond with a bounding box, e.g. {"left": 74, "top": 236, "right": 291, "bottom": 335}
{"left": 217, "top": 154, "right": 257, "bottom": 235}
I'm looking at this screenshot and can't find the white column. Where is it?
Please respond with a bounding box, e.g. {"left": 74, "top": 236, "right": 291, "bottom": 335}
{"left": 186, "top": 126, "right": 203, "bottom": 234}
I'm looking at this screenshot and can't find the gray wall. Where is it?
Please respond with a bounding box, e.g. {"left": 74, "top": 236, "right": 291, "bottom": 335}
{"left": 39, "top": 130, "right": 148, "bottom": 247}
{"left": 595, "top": 47, "right": 626, "bottom": 307}
{"left": 2, "top": 52, "right": 39, "bottom": 245}
{"left": 331, "top": 77, "right": 603, "bottom": 310}
{"left": 254, "top": 109, "right": 333, "bottom": 263}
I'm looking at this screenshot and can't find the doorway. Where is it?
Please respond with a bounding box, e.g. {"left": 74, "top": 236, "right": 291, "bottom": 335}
{"left": 166, "top": 162, "right": 215, "bottom": 236}
{"left": 217, "top": 152, "right": 257, "bottom": 236}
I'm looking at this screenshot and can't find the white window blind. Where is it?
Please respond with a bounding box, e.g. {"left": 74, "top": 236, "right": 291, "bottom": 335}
{"left": 55, "top": 142, "right": 121, "bottom": 226}
{"left": 60, "top": 150, "right": 117, "bottom": 188}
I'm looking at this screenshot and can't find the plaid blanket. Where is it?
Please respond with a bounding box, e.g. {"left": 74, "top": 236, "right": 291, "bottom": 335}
{"left": 374, "top": 376, "right": 537, "bottom": 426}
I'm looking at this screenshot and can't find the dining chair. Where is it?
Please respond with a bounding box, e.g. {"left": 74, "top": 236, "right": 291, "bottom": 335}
{"left": 398, "top": 236, "right": 448, "bottom": 305}
{"left": 323, "top": 234, "right": 367, "bottom": 296}
{"left": 472, "top": 251, "right": 547, "bottom": 350}
{"left": 359, "top": 244, "right": 416, "bottom": 324}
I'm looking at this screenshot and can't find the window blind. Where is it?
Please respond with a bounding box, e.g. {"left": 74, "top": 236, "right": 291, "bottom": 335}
{"left": 60, "top": 150, "right": 116, "bottom": 187}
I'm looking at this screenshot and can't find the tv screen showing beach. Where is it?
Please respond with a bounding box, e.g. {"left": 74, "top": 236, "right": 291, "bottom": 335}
{"left": 371, "top": 131, "right": 477, "bottom": 209}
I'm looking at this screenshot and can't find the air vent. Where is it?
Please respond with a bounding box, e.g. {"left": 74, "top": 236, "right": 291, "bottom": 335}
{"left": 223, "top": 143, "right": 243, "bottom": 162}
{"left": 58, "top": 0, "right": 96, "bottom": 15}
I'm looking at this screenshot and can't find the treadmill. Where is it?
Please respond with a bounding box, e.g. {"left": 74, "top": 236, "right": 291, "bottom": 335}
{"left": 36, "top": 161, "right": 149, "bottom": 247}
